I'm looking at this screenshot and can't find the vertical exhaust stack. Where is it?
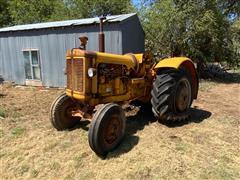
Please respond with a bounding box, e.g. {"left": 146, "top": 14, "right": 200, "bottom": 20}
{"left": 99, "top": 16, "right": 106, "bottom": 52}
{"left": 79, "top": 36, "right": 88, "bottom": 50}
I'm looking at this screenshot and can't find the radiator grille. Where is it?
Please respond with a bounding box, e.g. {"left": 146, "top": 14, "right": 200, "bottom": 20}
{"left": 73, "top": 59, "right": 84, "bottom": 92}
{"left": 66, "top": 60, "right": 72, "bottom": 89}
{"left": 66, "top": 58, "right": 84, "bottom": 92}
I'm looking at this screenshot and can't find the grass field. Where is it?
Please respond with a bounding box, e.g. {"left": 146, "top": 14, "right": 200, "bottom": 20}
{"left": 0, "top": 79, "right": 239, "bottom": 179}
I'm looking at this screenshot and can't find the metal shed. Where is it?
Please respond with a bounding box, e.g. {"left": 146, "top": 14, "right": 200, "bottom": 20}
{"left": 0, "top": 13, "right": 144, "bottom": 87}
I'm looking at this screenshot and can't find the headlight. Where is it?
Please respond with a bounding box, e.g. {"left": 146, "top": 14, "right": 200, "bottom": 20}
{"left": 88, "top": 68, "right": 97, "bottom": 77}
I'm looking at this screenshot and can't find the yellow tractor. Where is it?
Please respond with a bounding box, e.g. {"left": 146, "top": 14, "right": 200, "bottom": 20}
{"left": 50, "top": 17, "right": 198, "bottom": 156}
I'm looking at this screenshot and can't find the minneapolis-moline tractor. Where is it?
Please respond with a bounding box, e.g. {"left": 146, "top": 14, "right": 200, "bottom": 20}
{"left": 50, "top": 17, "right": 198, "bottom": 157}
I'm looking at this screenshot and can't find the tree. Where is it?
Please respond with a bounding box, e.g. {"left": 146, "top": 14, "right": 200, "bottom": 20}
{"left": 138, "top": 0, "right": 239, "bottom": 70}
{"left": 7, "top": 0, "right": 133, "bottom": 25}
{"left": 217, "top": 0, "right": 240, "bottom": 19}
{"left": 63, "top": 0, "right": 134, "bottom": 18}
{"left": 229, "top": 18, "right": 240, "bottom": 67}
{"left": 8, "top": 0, "right": 68, "bottom": 24}
{"left": 0, "top": 0, "right": 12, "bottom": 27}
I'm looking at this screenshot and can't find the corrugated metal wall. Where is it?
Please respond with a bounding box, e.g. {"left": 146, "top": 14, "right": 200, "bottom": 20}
{"left": 0, "top": 18, "right": 144, "bottom": 87}
{"left": 122, "top": 15, "right": 145, "bottom": 54}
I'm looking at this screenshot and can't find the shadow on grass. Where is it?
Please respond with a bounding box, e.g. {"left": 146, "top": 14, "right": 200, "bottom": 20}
{"left": 69, "top": 119, "right": 90, "bottom": 131}
{"left": 69, "top": 105, "right": 211, "bottom": 158}
{"left": 161, "top": 108, "right": 212, "bottom": 128}
{"left": 107, "top": 106, "right": 156, "bottom": 158}
{"left": 108, "top": 106, "right": 211, "bottom": 158}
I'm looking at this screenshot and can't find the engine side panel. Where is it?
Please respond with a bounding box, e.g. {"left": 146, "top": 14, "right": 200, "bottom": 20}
{"left": 97, "top": 63, "right": 128, "bottom": 97}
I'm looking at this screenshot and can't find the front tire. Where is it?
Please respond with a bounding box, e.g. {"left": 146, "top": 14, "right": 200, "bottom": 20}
{"left": 151, "top": 70, "right": 192, "bottom": 122}
{"left": 88, "top": 103, "right": 126, "bottom": 157}
{"left": 50, "top": 93, "right": 80, "bottom": 130}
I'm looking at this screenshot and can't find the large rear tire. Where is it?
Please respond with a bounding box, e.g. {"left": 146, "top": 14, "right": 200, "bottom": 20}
{"left": 88, "top": 103, "right": 126, "bottom": 157}
{"left": 151, "top": 70, "right": 192, "bottom": 122}
{"left": 50, "top": 93, "right": 80, "bottom": 130}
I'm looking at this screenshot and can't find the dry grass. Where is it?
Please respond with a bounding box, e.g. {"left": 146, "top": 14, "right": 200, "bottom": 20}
{"left": 0, "top": 81, "right": 239, "bottom": 179}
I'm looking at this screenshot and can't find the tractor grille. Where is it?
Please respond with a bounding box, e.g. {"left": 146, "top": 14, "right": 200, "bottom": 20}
{"left": 66, "top": 58, "right": 84, "bottom": 92}
{"left": 66, "top": 60, "right": 72, "bottom": 89}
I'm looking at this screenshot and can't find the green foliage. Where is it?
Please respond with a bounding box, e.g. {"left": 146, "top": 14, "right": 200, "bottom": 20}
{"left": 69, "top": 0, "right": 134, "bottom": 18}
{"left": 138, "top": 0, "right": 239, "bottom": 68}
{"left": 0, "top": 108, "right": 6, "bottom": 118}
{"left": 0, "top": 0, "right": 12, "bottom": 27}
{"left": 11, "top": 126, "right": 26, "bottom": 137}
{"left": 217, "top": 0, "right": 240, "bottom": 18}
{"left": 3, "top": 0, "right": 133, "bottom": 25}
{"left": 230, "top": 18, "right": 240, "bottom": 67}
{"left": 8, "top": 0, "right": 70, "bottom": 24}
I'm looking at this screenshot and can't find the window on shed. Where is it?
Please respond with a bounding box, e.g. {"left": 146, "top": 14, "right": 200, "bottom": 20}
{"left": 23, "top": 50, "right": 41, "bottom": 80}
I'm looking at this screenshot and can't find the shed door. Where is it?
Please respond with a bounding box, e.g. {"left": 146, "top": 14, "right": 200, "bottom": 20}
{"left": 23, "top": 50, "right": 41, "bottom": 80}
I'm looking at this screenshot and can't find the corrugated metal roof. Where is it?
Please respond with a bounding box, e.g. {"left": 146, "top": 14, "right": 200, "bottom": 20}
{"left": 0, "top": 13, "right": 136, "bottom": 33}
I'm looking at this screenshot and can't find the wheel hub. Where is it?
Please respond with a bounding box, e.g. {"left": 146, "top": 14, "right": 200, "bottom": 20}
{"left": 104, "top": 116, "right": 121, "bottom": 144}
{"left": 175, "top": 78, "right": 191, "bottom": 112}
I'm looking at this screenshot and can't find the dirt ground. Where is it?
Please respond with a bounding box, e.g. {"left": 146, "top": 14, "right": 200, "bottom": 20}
{"left": 0, "top": 79, "right": 239, "bottom": 179}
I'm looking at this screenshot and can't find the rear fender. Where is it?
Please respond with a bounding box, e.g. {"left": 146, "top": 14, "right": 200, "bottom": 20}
{"left": 154, "top": 57, "right": 199, "bottom": 99}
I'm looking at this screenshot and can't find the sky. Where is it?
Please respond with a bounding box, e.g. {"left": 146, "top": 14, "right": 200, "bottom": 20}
{"left": 132, "top": 0, "right": 140, "bottom": 7}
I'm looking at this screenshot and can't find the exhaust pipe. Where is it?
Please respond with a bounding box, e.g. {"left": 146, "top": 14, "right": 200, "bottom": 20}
{"left": 79, "top": 36, "right": 88, "bottom": 50}
{"left": 99, "top": 16, "right": 106, "bottom": 52}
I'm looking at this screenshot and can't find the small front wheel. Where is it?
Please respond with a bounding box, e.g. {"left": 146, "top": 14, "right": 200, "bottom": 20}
{"left": 88, "top": 103, "right": 126, "bottom": 157}
{"left": 50, "top": 93, "right": 80, "bottom": 130}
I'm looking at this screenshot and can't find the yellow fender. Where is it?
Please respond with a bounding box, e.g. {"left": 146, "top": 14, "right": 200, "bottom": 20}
{"left": 154, "top": 57, "right": 199, "bottom": 99}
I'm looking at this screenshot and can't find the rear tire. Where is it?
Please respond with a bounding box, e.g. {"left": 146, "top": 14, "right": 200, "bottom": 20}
{"left": 151, "top": 70, "right": 192, "bottom": 122}
{"left": 88, "top": 103, "right": 126, "bottom": 157}
{"left": 50, "top": 93, "right": 80, "bottom": 130}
